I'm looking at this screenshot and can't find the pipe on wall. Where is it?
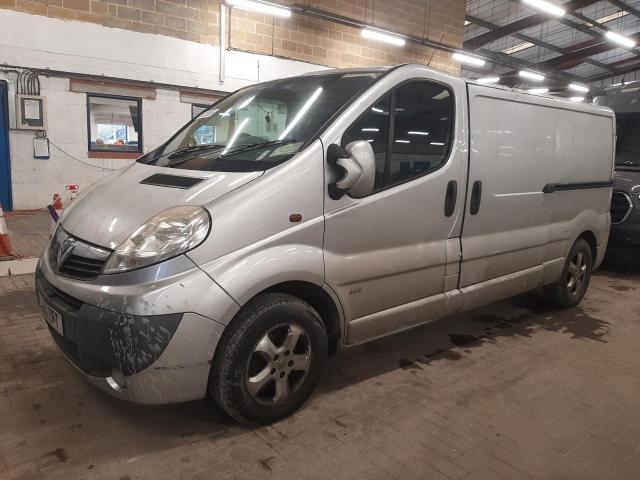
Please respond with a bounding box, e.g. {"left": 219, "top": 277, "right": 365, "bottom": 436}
{"left": 220, "top": 3, "right": 226, "bottom": 84}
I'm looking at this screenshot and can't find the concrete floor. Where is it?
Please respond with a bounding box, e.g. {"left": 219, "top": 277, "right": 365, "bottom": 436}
{"left": 1, "top": 265, "right": 639, "bottom": 480}
{"left": 4, "top": 211, "right": 51, "bottom": 259}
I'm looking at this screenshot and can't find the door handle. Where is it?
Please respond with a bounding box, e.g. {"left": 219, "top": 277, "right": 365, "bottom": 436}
{"left": 470, "top": 180, "right": 482, "bottom": 215}
{"left": 444, "top": 180, "right": 457, "bottom": 217}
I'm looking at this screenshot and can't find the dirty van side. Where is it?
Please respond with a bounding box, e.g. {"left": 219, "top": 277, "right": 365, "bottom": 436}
{"left": 36, "top": 64, "right": 614, "bottom": 425}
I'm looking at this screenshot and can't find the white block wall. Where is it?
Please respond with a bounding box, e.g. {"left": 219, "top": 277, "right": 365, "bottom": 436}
{"left": 7, "top": 77, "right": 195, "bottom": 210}
{"left": 0, "top": 9, "right": 328, "bottom": 210}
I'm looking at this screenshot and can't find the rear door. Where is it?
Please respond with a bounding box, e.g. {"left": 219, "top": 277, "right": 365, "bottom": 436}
{"left": 0, "top": 81, "right": 11, "bottom": 211}
{"left": 322, "top": 70, "right": 468, "bottom": 343}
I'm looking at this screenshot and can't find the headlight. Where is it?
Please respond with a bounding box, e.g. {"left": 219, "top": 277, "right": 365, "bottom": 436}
{"left": 103, "top": 206, "right": 210, "bottom": 273}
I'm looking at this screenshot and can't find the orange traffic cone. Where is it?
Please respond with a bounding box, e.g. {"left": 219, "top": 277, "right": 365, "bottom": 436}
{"left": 0, "top": 201, "right": 15, "bottom": 258}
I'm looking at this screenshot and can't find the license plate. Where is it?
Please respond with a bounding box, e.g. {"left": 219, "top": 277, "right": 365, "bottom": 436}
{"left": 39, "top": 294, "right": 64, "bottom": 336}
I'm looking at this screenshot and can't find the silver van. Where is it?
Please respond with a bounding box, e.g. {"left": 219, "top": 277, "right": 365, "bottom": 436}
{"left": 37, "top": 64, "right": 615, "bottom": 424}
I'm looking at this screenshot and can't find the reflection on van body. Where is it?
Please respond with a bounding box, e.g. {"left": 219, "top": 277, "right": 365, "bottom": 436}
{"left": 37, "top": 65, "right": 614, "bottom": 424}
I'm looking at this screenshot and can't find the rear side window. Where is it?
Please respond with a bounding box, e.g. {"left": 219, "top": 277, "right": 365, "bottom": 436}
{"left": 342, "top": 80, "right": 454, "bottom": 194}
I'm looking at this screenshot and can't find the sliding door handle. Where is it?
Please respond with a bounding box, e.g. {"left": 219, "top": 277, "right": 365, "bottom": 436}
{"left": 444, "top": 180, "right": 457, "bottom": 217}
{"left": 470, "top": 180, "right": 482, "bottom": 215}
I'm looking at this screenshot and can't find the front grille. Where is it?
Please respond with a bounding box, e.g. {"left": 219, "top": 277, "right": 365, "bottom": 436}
{"left": 49, "top": 227, "right": 111, "bottom": 281}
{"left": 611, "top": 191, "right": 632, "bottom": 224}
{"left": 59, "top": 254, "right": 107, "bottom": 280}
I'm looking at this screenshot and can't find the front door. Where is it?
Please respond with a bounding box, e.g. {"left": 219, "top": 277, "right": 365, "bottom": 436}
{"left": 0, "top": 81, "right": 11, "bottom": 211}
{"left": 322, "top": 75, "right": 467, "bottom": 344}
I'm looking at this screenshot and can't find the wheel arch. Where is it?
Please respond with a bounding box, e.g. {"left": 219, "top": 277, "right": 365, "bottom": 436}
{"left": 261, "top": 281, "right": 344, "bottom": 355}
{"left": 577, "top": 230, "right": 597, "bottom": 262}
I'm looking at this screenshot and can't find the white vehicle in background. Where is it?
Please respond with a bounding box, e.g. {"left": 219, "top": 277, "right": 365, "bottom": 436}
{"left": 37, "top": 64, "right": 614, "bottom": 424}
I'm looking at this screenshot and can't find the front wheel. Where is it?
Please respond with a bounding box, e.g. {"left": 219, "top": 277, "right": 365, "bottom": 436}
{"left": 543, "top": 239, "right": 593, "bottom": 309}
{"left": 209, "top": 293, "right": 328, "bottom": 424}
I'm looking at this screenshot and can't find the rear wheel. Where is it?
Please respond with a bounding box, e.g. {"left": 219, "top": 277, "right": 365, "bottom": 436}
{"left": 543, "top": 239, "right": 593, "bottom": 308}
{"left": 209, "top": 293, "right": 328, "bottom": 424}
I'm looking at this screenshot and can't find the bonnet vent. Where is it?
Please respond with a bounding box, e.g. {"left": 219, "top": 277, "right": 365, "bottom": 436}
{"left": 140, "top": 174, "right": 205, "bottom": 189}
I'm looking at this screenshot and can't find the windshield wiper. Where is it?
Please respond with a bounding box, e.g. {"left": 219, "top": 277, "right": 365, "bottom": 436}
{"left": 168, "top": 143, "right": 226, "bottom": 159}
{"left": 220, "top": 139, "right": 298, "bottom": 158}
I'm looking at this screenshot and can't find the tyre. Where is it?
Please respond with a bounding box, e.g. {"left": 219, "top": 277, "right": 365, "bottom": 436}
{"left": 209, "top": 293, "right": 328, "bottom": 424}
{"left": 543, "top": 239, "right": 593, "bottom": 309}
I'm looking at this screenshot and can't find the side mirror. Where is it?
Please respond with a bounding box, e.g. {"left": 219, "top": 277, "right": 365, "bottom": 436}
{"left": 327, "top": 140, "right": 376, "bottom": 199}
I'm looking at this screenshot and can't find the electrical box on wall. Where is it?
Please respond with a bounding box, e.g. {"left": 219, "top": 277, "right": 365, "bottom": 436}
{"left": 16, "top": 94, "right": 47, "bottom": 130}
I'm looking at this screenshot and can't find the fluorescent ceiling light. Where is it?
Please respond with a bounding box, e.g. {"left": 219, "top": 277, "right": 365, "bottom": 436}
{"left": 605, "top": 30, "right": 636, "bottom": 48}
{"left": 569, "top": 96, "right": 585, "bottom": 102}
{"left": 408, "top": 131, "right": 429, "bottom": 136}
{"left": 502, "top": 42, "right": 535, "bottom": 55}
{"left": 395, "top": 139, "right": 410, "bottom": 143}
{"left": 568, "top": 83, "right": 589, "bottom": 93}
{"left": 452, "top": 52, "right": 486, "bottom": 67}
{"left": 528, "top": 88, "right": 549, "bottom": 94}
{"left": 519, "top": 70, "right": 545, "bottom": 81}
{"left": 522, "top": 0, "right": 565, "bottom": 17}
{"left": 361, "top": 28, "right": 406, "bottom": 47}
{"left": 430, "top": 142, "right": 445, "bottom": 146}
{"left": 226, "top": 0, "right": 291, "bottom": 17}
{"left": 595, "top": 10, "right": 628, "bottom": 24}
{"left": 371, "top": 107, "right": 384, "bottom": 113}
{"left": 477, "top": 76, "right": 500, "bottom": 84}
{"left": 361, "top": 128, "right": 379, "bottom": 132}
{"left": 278, "top": 87, "right": 323, "bottom": 140}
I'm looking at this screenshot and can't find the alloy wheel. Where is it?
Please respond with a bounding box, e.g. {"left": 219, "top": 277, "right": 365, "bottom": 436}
{"left": 567, "top": 251, "right": 587, "bottom": 295}
{"left": 245, "top": 323, "right": 312, "bottom": 405}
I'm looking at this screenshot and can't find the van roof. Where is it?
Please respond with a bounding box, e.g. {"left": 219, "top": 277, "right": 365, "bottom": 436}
{"left": 296, "top": 66, "right": 394, "bottom": 77}
{"left": 296, "top": 65, "right": 613, "bottom": 115}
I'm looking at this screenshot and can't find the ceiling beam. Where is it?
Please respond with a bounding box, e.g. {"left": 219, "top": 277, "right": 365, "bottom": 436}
{"left": 588, "top": 60, "right": 640, "bottom": 81}
{"left": 608, "top": 0, "right": 640, "bottom": 20}
{"left": 465, "top": 14, "right": 614, "bottom": 71}
{"left": 464, "top": 0, "right": 600, "bottom": 49}
{"left": 536, "top": 30, "right": 640, "bottom": 71}
{"left": 475, "top": 48, "right": 586, "bottom": 83}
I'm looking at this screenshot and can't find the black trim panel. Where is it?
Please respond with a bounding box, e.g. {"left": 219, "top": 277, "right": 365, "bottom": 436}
{"left": 543, "top": 180, "right": 614, "bottom": 194}
{"left": 141, "top": 173, "right": 205, "bottom": 189}
{"left": 36, "top": 268, "right": 182, "bottom": 377}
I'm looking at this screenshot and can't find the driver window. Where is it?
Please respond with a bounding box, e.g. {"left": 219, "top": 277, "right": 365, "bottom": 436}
{"left": 341, "top": 80, "right": 454, "bottom": 195}
{"left": 341, "top": 94, "right": 391, "bottom": 191}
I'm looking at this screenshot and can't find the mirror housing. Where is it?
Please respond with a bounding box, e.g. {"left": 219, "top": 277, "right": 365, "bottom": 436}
{"left": 327, "top": 140, "right": 376, "bottom": 199}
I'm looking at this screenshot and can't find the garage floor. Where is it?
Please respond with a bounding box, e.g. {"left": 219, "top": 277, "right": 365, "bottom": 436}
{"left": 1, "top": 266, "right": 639, "bottom": 480}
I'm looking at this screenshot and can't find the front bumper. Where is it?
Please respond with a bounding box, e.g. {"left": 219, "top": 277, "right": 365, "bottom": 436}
{"left": 609, "top": 221, "right": 640, "bottom": 246}
{"left": 36, "top": 252, "right": 239, "bottom": 404}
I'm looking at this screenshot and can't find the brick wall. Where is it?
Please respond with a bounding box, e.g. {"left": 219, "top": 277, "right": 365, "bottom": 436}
{"left": 0, "top": 0, "right": 465, "bottom": 74}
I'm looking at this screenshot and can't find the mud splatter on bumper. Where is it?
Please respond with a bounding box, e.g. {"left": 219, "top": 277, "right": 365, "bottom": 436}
{"left": 36, "top": 269, "right": 181, "bottom": 377}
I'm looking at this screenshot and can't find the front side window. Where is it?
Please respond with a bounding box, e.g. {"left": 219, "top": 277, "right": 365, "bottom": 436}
{"left": 87, "top": 94, "right": 142, "bottom": 153}
{"left": 140, "top": 72, "right": 382, "bottom": 172}
{"left": 342, "top": 94, "right": 391, "bottom": 191}
{"left": 342, "top": 80, "right": 454, "bottom": 193}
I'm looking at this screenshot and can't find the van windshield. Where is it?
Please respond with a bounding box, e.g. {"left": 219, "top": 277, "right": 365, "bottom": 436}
{"left": 616, "top": 112, "right": 640, "bottom": 169}
{"left": 139, "top": 72, "right": 382, "bottom": 172}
